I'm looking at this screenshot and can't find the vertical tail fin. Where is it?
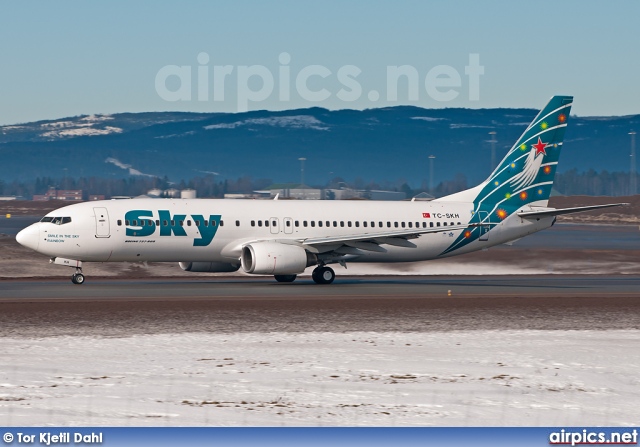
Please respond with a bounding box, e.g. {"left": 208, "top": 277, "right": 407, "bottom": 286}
{"left": 438, "top": 95, "right": 573, "bottom": 210}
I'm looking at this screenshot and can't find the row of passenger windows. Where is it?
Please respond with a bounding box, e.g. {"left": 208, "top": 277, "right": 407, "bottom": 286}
{"left": 117, "top": 218, "right": 462, "bottom": 229}
{"left": 254, "top": 220, "right": 461, "bottom": 228}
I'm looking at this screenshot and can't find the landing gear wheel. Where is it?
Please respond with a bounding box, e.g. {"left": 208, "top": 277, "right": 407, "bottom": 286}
{"left": 71, "top": 273, "right": 85, "bottom": 285}
{"left": 312, "top": 266, "right": 335, "bottom": 285}
{"left": 274, "top": 274, "right": 297, "bottom": 283}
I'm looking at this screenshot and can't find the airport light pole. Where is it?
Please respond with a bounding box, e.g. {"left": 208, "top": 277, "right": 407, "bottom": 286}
{"left": 298, "top": 157, "right": 306, "bottom": 187}
{"left": 488, "top": 131, "right": 497, "bottom": 171}
{"left": 630, "top": 131, "right": 637, "bottom": 195}
{"left": 428, "top": 155, "right": 436, "bottom": 195}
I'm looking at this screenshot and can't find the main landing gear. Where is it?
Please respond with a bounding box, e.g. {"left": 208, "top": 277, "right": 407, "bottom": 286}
{"left": 272, "top": 266, "right": 336, "bottom": 284}
{"left": 71, "top": 267, "right": 85, "bottom": 285}
{"left": 312, "top": 266, "right": 335, "bottom": 285}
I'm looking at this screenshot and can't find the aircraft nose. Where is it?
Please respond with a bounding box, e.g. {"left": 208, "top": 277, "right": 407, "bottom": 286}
{"left": 16, "top": 224, "right": 40, "bottom": 251}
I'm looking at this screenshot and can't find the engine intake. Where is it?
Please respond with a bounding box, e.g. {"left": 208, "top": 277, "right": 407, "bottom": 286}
{"left": 241, "top": 242, "right": 316, "bottom": 275}
{"left": 179, "top": 261, "right": 240, "bottom": 273}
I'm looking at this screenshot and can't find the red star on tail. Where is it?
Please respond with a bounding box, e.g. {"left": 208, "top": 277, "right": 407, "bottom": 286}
{"left": 532, "top": 137, "right": 548, "bottom": 157}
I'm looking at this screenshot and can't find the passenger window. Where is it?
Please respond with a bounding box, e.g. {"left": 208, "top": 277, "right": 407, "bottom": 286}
{"left": 379, "top": 222, "right": 383, "bottom": 227}
{"left": 303, "top": 221, "right": 308, "bottom": 227}
{"left": 220, "top": 221, "right": 224, "bottom": 226}
{"left": 187, "top": 220, "right": 191, "bottom": 226}
{"left": 429, "top": 222, "right": 434, "bottom": 228}
{"left": 387, "top": 222, "right": 391, "bottom": 228}
{"left": 363, "top": 222, "right": 367, "bottom": 227}
{"left": 179, "top": 220, "right": 184, "bottom": 226}
{"left": 401, "top": 222, "right": 406, "bottom": 228}
{"left": 211, "top": 221, "right": 217, "bottom": 227}
{"left": 318, "top": 221, "right": 322, "bottom": 227}
{"left": 408, "top": 222, "right": 412, "bottom": 228}
{"left": 394, "top": 222, "right": 399, "bottom": 228}
{"left": 195, "top": 220, "right": 200, "bottom": 227}
{"left": 347, "top": 221, "right": 352, "bottom": 227}
{"left": 295, "top": 221, "right": 299, "bottom": 227}
{"left": 265, "top": 220, "right": 269, "bottom": 227}
{"left": 251, "top": 220, "right": 255, "bottom": 227}
{"left": 258, "top": 221, "right": 263, "bottom": 227}
{"left": 333, "top": 221, "right": 337, "bottom": 227}
{"left": 170, "top": 220, "right": 175, "bottom": 226}
{"left": 437, "top": 222, "right": 441, "bottom": 227}
{"left": 355, "top": 222, "right": 359, "bottom": 227}
{"left": 422, "top": 222, "right": 427, "bottom": 228}
{"left": 125, "top": 220, "right": 130, "bottom": 226}
{"left": 286, "top": 220, "right": 291, "bottom": 227}
{"left": 340, "top": 221, "right": 344, "bottom": 227}
{"left": 236, "top": 220, "right": 240, "bottom": 226}
{"left": 443, "top": 222, "right": 447, "bottom": 226}
{"left": 132, "top": 220, "right": 138, "bottom": 226}
{"left": 204, "top": 220, "right": 209, "bottom": 227}
{"left": 326, "top": 221, "right": 330, "bottom": 227}
{"left": 163, "top": 220, "right": 168, "bottom": 226}
{"left": 117, "top": 220, "right": 122, "bottom": 226}
{"left": 156, "top": 220, "right": 160, "bottom": 226}
{"left": 141, "top": 220, "right": 145, "bottom": 226}
{"left": 371, "top": 221, "right": 375, "bottom": 227}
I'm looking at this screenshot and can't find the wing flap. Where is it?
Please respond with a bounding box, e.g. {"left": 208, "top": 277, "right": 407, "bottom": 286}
{"left": 299, "top": 224, "right": 473, "bottom": 249}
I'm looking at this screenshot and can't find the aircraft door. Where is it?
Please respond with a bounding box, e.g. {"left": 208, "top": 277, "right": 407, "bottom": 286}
{"left": 270, "top": 217, "right": 279, "bottom": 234}
{"left": 283, "top": 217, "right": 293, "bottom": 234}
{"left": 94, "top": 207, "right": 110, "bottom": 238}
{"left": 478, "top": 211, "right": 490, "bottom": 241}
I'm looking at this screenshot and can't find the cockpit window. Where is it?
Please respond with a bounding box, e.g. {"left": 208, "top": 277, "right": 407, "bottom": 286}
{"left": 43, "top": 216, "right": 72, "bottom": 225}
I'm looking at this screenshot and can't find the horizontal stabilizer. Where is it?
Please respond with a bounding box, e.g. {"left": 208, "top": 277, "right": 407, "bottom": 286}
{"left": 517, "top": 203, "right": 628, "bottom": 219}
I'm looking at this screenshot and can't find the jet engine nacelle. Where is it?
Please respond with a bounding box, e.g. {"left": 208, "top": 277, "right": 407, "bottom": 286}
{"left": 241, "top": 242, "right": 316, "bottom": 275}
{"left": 179, "top": 261, "right": 240, "bottom": 273}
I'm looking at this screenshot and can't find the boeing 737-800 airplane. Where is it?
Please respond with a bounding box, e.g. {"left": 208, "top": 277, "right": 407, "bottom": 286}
{"left": 16, "top": 96, "right": 624, "bottom": 285}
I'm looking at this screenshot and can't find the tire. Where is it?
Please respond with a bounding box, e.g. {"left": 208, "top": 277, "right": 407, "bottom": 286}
{"left": 312, "top": 267, "right": 335, "bottom": 284}
{"left": 72, "top": 273, "right": 85, "bottom": 285}
{"left": 274, "top": 274, "right": 297, "bottom": 283}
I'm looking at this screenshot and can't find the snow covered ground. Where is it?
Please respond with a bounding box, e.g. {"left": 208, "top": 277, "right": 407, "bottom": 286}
{"left": 2, "top": 330, "right": 638, "bottom": 426}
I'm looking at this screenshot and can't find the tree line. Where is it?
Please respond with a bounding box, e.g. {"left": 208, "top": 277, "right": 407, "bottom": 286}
{"left": 0, "top": 170, "right": 637, "bottom": 199}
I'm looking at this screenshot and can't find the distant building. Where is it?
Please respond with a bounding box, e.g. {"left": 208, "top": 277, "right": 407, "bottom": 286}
{"left": 224, "top": 191, "right": 271, "bottom": 200}
{"left": 88, "top": 195, "right": 106, "bottom": 201}
{"left": 266, "top": 184, "right": 323, "bottom": 200}
{"left": 181, "top": 189, "right": 196, "bottom": 199}
{"left": 366, "top": 190, "right": 407, "bottom": 201}
{"left": 325, "top": 188, "right": 406, "bottom": 201}
{"left": 33, "top": 187, "right": 83, "bottom": 201}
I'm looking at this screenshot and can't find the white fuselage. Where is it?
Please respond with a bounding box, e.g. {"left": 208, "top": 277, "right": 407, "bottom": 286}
{"left": 17, "top": 198, "right": 554, "bottom": 267}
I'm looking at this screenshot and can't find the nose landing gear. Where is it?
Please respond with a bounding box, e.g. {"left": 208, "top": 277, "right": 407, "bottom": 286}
{"left": 71, "top": 268, "right": 85, "bottom": 285}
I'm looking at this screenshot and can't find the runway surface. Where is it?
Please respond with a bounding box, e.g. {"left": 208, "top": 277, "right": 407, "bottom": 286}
{"left": 1, "top": 276, "right": 639, "bottom": 337}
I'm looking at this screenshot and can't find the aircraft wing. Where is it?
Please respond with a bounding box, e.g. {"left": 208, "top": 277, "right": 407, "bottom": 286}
{"left": 297, "top": 224, "right": 474, "bottom": 253}
{"left": 516, "top": 203, "right": 628, "bottom": 219}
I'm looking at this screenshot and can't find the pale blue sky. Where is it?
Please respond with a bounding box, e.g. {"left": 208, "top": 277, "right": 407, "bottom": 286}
{"left": 1, "top": 1, "right": 639, "bottom": 125}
